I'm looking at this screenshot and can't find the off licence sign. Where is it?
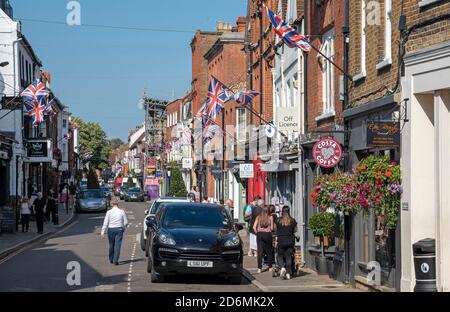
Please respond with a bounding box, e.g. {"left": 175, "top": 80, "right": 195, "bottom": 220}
{"left": 313, "top": 138, "right": 343, "bottom": 168}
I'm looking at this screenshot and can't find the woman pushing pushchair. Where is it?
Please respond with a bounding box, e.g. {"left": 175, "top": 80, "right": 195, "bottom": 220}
{"left": 273, "top": 206, "right": 298, "bottom": 280}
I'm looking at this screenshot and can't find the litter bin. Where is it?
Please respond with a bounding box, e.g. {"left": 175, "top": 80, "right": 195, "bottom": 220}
{"left": 413, "top": 238, "right": 437, "bottom": 292}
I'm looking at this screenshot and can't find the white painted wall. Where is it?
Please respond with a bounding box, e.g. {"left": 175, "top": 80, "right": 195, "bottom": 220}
{"left": 401, "top": 42, "right": 450, "bottom": 292}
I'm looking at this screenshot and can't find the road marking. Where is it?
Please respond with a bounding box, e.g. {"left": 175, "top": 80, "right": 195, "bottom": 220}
{"left": 95, "top": 285, "right": 115, "bottom": 292}
{"left": 136, "top": 233, "right": 140, "bottom": 244}
{"left": 267, "top": 284, "right": 346, "bottom": 288}
{"left": 127, "top": 241, "right": 137, "bottom": 293}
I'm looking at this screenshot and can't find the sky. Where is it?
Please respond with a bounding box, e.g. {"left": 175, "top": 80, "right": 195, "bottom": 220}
{"left": 11, "top": 0, "right": 247, "bottom": 141}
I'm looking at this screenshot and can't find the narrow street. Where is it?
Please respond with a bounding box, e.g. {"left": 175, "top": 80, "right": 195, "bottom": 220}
{"left": 0, "top": 202, "right": 257, "bottom": 292}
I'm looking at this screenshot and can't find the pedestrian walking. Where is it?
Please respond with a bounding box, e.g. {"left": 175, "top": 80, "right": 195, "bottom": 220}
{"left": 225, "top": 199, "right": 234, "bottom": 219}
{"left": 69, "top": 182, "right": 77, "bottom": 209}
{"left": 191, "top": 186, "right": 200, "bottom": 203}
{"left": 47, "top": 188, "right": 58, "bottom": 225}
{"left": 275, "top": 206, "right": 298, "bottom": 280}
{"left": 244, "top": 196, "right": 260, "bottom": 257}
{"left": 202, "top": 196, "right": 209, "bottom": 203}
{"left": 101, "top": 199, "right": 128, "bottom": 265}
{"left": 253, "top": 205, "right": 274, "bottom": 273}
{"left": 20, "top": 197, "right": 32, "bottom": 233}
{"left": 32, "top": 193, "right": 46, "bottom": 234}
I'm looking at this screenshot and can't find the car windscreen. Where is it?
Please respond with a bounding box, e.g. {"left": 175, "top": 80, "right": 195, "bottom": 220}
{"left": 162, "top": 205, "right": 230, "bottom": 229}
{"left": 150, "top": 201, "right": 163, "bottom": 215}
{"left": 128, "top": 188, "right": 141, "bottom": 193}
{"left": 81, "top": 190, "right": 103, "bottom": 199}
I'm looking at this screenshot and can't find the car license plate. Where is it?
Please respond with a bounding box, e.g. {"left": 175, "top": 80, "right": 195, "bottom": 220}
{"left": 187, "top": 261, "right": 213, "bottom": 268}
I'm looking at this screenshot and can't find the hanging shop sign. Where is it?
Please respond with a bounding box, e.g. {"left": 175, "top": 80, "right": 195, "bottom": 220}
{"left": 276, "top": 107, "right": 299, "bottom": 132}
{"left": 26, "top": 139, "right": 53, "bottom": 163}
{"left": 239, "top": 163, "right": 254, "bottom": 179}
{"left": 265, "top": 124, "right": 276, "bottom": 138}
{"left": 367, "top": 121, "right": 400, "bottom": 148}
{"left": 313, "top": 138, "right": 343, "bottom": 168}
{"left": 182, "top": 158, "right": 193, "bottom": 169}
{"left": 146, "top": 178, "right": 160, "bottom": 186}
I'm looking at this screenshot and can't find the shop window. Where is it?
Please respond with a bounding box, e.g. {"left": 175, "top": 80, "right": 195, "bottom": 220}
{"left": 320, "top": 29, "right": 335, "bottom": 116}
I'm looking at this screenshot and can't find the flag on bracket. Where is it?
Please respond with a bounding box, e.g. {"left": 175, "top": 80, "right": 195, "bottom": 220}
{"left": 265, "top": 5, "right": 311, "bottom": 52}
{"left": 234, "top": 90, "right": 260, "bottom": 107}
{"left": 206, "top": 76, "right": 233, "bottom": 122}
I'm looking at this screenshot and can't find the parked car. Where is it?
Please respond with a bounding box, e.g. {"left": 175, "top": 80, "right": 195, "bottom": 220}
{"left": 75, "top": 189, "right": 108, "bottom": 213}
{"left": 145, "top": 203, "right": 243, "bottom": 284}
{"left": 124, "top": 187, "right": 145, "bottom": 202}
{"left": 101, "top": 186, "right": 112, "bottom": 200}
{"left": 141, "top": 197, "right": 190, "bottom": 255}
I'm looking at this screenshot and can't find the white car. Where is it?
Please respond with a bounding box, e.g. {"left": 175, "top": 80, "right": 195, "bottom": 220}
{"left": 140, "top": 197, "right": 191, "bottom": 255}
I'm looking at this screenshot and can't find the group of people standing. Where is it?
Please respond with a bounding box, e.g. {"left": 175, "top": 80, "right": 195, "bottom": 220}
{"left": 245, "top": 196, "right": 298, "bottom": 280}
{"left": 19, "top": 187, "right": 65, "bottom": 235}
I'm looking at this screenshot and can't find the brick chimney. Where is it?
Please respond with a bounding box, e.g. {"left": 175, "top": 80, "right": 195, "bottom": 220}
{"left": 236, "top": 16, "right": 246, "bottom": 33}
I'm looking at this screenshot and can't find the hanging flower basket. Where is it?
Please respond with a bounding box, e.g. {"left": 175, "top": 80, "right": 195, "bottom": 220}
{"left": 310, "top": 156, "right": 402, "bottom": 229}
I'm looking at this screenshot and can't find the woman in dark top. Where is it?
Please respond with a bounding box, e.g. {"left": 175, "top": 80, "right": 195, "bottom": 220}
{"left": 275, "top": 206, "right": 298, "bottom": 280}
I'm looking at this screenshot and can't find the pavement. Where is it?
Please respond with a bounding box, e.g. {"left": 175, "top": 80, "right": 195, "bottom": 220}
{"left": 0, "top": 203, "right": 75, "bottom": 261}
{"left": 0, "top": 201, "right": 257, "bottom": 292}
{"left": 240, "top": 230, "right": 361, "bottom": 292}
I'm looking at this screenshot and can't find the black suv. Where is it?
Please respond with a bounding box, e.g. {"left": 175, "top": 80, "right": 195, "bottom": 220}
{"left": 146, "top": 203, "right": 243, "bottom": 284}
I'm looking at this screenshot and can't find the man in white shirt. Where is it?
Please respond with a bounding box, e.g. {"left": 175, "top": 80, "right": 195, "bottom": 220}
{"left": 101, "top": 199, "right": 128, "bottom": 265}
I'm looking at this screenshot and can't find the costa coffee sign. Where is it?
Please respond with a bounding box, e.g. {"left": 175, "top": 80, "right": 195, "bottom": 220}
{"left": 313, "top": 138, "right": 343, "bottom": 168}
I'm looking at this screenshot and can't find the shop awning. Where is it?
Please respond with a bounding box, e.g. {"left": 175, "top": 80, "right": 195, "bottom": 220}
{"left": 116, "top": 178, "right": 123, "bottom": 184}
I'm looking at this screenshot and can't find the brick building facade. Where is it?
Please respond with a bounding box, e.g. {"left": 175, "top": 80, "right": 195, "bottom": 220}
{"left": 204, "top": 17, "right": 247, "bottom": 209}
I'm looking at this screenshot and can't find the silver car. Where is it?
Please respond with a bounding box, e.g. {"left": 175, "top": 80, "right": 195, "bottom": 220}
{"left": 76, "top": 189, "right": 108, "bottom": 213}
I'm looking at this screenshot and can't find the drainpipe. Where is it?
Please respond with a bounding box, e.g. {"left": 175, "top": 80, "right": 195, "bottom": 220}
{"left": 343, "top": 0, "right": 351, "bottom": 285}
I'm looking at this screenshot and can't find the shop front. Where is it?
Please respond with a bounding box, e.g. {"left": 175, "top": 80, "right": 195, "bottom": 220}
{"left": 344, "top": 94, "right": 401, "bottom": 290}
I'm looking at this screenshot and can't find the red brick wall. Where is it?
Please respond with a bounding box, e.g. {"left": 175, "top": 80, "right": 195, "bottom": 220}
{"left": 191, "top": 31, "right": 222, "bottom": 116}
{"left": 204, "top": 26, "right": 247, "bottom": 199}
{"left": 306, "top": 0, "right": 345, "bottom": 131}
{"left": 248, "top": 0, "right": 277, "bottom": 125}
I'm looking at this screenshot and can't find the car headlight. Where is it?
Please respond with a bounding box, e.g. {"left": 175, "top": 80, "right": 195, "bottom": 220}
{"left": 101, "top": 199, "right": 106, "bottom": 205}
{"left": 159, "top": 234, "right": 176, "bottom": 246}
{"left": 79, "top": 202, "right": 87, "bottom": 208}
{"left": 224, "top": 235, "right": 240, "bottom": 247}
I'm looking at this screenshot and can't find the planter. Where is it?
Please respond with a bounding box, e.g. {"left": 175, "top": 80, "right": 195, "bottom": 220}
{"left": 315, "top": 256, "right": 328, "bottom": 275}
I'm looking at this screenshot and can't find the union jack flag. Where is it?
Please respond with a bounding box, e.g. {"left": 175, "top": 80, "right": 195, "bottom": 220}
{"left": 21, "top": 80, "right": 49, "bottom": 109}
{"left": 234, "top": 90, "right": 260, "bottom": 107}
{"left": 181, "top": 124, "right": 192, "bottom": 145}
{"left": 26, "top": 98, "right": 46, "bottom": 125}
{"left": 265, "top": 6, "right": 311, "bottom": 53}
{"left": 203, "top": 124, "right": 217, "bottom": 145}
{"left": 206, "top": 77, "right": 233, "bottom": 121}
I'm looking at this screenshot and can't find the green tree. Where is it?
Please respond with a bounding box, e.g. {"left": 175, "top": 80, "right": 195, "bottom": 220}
{"left": 127, "top": 177, "right": 135, "bottom": 189}
{"left": 168, "top": 165, "right": 187, "bottom": 197}
{"left": 109, "top": 138, "right": 124, "bottom": 150}
{"left": 87, "top": 167, "right": 100, "bottom": 189}
{"left": 72, "top": 117, "right": 111, "bottom": 170}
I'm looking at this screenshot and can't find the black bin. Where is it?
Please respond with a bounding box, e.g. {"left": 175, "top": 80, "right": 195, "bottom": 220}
{"left": 413, "top": 238, "right": 437, "bottom": 292}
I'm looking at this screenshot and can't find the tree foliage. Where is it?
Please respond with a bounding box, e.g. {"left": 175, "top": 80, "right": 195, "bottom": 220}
{"left": 168, "top": 165, "right": 187, "bottom": 197}
{"left": 87, "top": 167, "right": 100, "bottom": 189}
{"left": 72, "top": 117, "right": 111, "bottom": 169}
{"left": 109, "top": 138, "right": 124, "bottom": 150}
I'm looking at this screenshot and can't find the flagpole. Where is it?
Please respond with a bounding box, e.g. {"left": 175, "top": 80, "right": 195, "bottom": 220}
{"left": 309, "top": 43, "right": 353, "bottom": 81}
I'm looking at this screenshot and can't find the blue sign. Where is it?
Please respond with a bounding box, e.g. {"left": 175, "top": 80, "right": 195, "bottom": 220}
{"left": 156, "top": 171, "right": 163, "bottom": 178}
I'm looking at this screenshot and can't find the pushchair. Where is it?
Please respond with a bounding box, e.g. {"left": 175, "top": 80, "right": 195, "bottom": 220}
{"left": 272, "top": 235, "right": 302, "bottom": 278}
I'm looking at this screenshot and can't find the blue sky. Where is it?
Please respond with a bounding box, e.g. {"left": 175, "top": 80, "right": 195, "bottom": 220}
{"left": 11, "top": 0, "right": 247, "bottom": 141}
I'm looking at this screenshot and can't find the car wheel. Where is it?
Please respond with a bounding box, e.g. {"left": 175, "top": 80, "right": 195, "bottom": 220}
{"left": 147, "top": 255, "right": 153, "bottom": 273}
{"left": 140, "top": 231, "right": 146, "bottom": 251}
{"left": 145, "top": 235, "right": 151, "bottom": 257}
{"left": 150, "top": 265, "right": 164, "bottom": 283}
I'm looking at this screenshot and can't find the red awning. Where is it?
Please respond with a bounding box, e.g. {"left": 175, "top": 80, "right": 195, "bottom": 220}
{"left": 116, "top": 178, "right": 123, "bottom": 184}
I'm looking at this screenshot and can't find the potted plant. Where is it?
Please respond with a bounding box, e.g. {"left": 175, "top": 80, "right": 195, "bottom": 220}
{"left": 308, "top": 211, "right": 335, "bottom": 275}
